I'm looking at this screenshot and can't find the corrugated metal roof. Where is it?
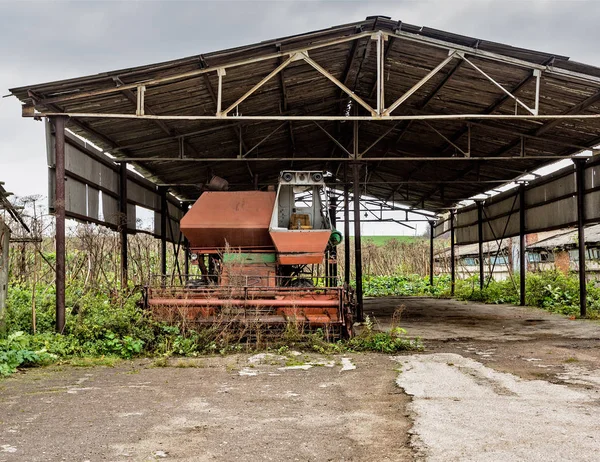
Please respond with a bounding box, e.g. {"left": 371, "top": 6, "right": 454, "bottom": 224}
{"left": 9, "top": 16, "right": 600, "bottom": 211}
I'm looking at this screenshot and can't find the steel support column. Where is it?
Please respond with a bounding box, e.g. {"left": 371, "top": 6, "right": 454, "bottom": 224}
{"left": 450, "top": 209, "right": 456, "bottom": 297}
{"left": 477, "top": 200, "right": 484, "bottom": 291}
{"left": 519, "top": 185, "right": 526, "bottom": 306}
{"left": 429, "top": 220, "right": 435, "bottom": 286}
{"left": 575, "top": 159, "right": 587, "bottom": 317}
{"left": 353, "top": 162, "right": 364, "bottom": 322}
{"left": 184, "top": 237, "right": 190, "bottom": 281}
{"left": 53, "top": 116, "right": 67, "bottom": 333}
{"left": 343, "top": 165, "right": 351, "bottom": 285}
{"left": 119, "top": 162, "right": 128, "bottom": 289}
{"left": 329, "top": 196, "right": 338, "bottom": 287}
{"left": 159, "top": 187, "right": 168, "bottom": 287}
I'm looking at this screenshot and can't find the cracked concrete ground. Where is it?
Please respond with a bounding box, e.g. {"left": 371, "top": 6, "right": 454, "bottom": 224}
{"left": 2, "top": 297, "right": 600, "bottom": 461}
{"left": 372, "top": 297, "right": 600, "bottom": 461}
{"left": 0, "top": 353, "right": 411, "bottom": 462}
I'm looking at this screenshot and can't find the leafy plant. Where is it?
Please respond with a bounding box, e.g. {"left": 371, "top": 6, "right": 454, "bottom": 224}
{"left": 0, "top": 331, "right": 57, "bottom": 376}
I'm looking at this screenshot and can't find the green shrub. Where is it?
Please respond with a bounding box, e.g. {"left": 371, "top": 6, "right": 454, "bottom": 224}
{"left": 362, "top": 274, "right": 450, "bottom": 297}
{"left": 0, "top": 331, "right": 57, "bottom": 376}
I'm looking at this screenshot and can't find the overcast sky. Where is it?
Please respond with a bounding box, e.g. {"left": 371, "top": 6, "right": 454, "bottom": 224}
{"left": 1, "top": 0, "right": 599, "bottom": 234}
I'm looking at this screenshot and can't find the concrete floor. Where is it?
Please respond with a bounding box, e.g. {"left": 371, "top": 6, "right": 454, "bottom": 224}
{"left": 1, "top": 297, "right": 600, "bottom": 461}
{"left": 366, "top": 297, "right": 600, "bottom": 461}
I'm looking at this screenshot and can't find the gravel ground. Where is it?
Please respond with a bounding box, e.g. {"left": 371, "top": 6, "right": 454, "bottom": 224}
{"left": 2, "top": 297, "right": 600, "bottom": 461}
{"left": 0, "top": 353, "right": 412, "bottom": 462}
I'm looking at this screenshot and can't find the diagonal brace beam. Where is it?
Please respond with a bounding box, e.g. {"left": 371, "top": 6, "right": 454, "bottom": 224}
{"left": 222, "top": 53, "right": 300, "bottom": 116}
{"left": 461, "top": 55, "right": 538, "bottom": 115}
{"left": 300, "top": 52, "right": 377, "bottom": 116}
{"left": 383, "top": 51, "right": 458, "bottom": 116}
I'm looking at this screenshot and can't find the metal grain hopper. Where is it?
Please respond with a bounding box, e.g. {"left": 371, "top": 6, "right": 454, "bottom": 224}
{"left": 144, "top": 171, "right": 353, "bottom": 337}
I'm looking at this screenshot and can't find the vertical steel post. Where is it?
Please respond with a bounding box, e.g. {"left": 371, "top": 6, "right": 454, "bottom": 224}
{"left": 183, "top": 205, "right": 190, "bottom": 281}
{"left": 353, "top": 162, "right": 364, "bottom": 321}
{"left": 119, "top": 162, "right": 128, "bottom": 289}
{"left": 429, "top": 220, "right": 435, "bottom": 286}
{"left": 519, "top": 185, "right": 526, "bottom": 306}
{"left": 53, "top": 116, "right": 67, "bottom": 333}
{"left": 477, "top": 200, "right": 484, "bottom": 290}
{"left": 329, "top": 196, "right": 338, "bottom": 287}
{"left": 575, "top": 159, "right": 587, "bottom": 317}
{"left": 159, "top": 187, "right": 168, "bottom": 287}
{"left": 450, "top": 209, "right": 456, "bottom": 296}
{"left": 184, "top": 237, "right": 190, "bottom": 281}
{"left": 352, "top": 120, "right": 363, "bottom": 321}
{"left": 343, "top": 164, "right": 350, "bottom": 285}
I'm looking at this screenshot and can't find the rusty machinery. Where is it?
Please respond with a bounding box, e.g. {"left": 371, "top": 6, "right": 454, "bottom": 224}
{"left": 144, "top": 171, "right": 354, "bottom": 338}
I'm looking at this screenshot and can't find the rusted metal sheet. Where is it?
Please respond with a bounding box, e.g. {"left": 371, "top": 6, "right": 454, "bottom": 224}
{"left": 182, "top": 191, "right": 276, "bottom": 250}
{"left": 146, "top": 285, "right": 345, "bottom": 328}
{"left": 269, "top": 230, "right": 330, "bottom": 252}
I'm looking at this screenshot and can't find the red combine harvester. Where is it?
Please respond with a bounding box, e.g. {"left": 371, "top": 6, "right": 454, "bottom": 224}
{"left": 144, "top": 171, "right": 354, "bottom": 338}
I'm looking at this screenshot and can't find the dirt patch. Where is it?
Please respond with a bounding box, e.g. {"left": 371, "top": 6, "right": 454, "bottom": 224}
{"left": 0, "top": 353, "right": 414, "bottom": 461}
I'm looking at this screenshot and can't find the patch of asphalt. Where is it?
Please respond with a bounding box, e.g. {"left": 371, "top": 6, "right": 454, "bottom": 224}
{"left": 393, "top": 353, "right": 600, "bottom": 462}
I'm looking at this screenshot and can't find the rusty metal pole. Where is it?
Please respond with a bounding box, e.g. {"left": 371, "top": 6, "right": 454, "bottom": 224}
{"left": 329, "top": 197, "right": 338, "bottom": 287}
{"left": 329, "top": 195, "right": 338, "bottom": 287}
{"left": 119, "top": 162, "right": 128, "bottom": 289}
{"left": 159, "top": 187, "right": 167, "bottom": 287}
{"left": 53, "top": 116, "right": 67, "bottom": 333}
{"left": 450, "top": 209, "right": 456, "bottom": 296}
{"left": 519, "top": 185, "right": 526, "bottom": 306}
{"left": 429, "top": 221, "right": 435, "bottom": 286}
{"left": 343, "top": 165, "right": 350, "bottom": 286}
{"left": 353, "top": 162, "right": 364, "bottom": 322}
{"left": 352, "top": 120, "right": 363, "bottom": 321}
{"left": 575, "top": 159, "right": 587, "bottom": 317}
{"left": 477, "top": 200, "right": 484, "bottom": 290}
{"left": 183, "top": 205, "right": 190, "bottom": 282}
{"left": 184, "top": 237, "right": 190, "bottom": 281}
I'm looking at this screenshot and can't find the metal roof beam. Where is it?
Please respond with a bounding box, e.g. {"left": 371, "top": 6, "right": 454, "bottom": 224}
{"left": 28, "top": 31, "right": 375, "bottom": 108}
{"left": 276, "top": 44, "right": 295, "bottom": 153}
{"left": 111, "top": 154, "right": 587, "bottom": 163}
{"left": 385, "top": 30, "right": 600, "bottom": 86}
{"left": 24, "top": 112, "right": 600, "bottom": 122}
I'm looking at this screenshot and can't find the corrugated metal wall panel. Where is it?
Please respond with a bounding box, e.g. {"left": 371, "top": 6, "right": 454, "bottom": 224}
{"left": 527, "top": 197, "right": 577, "bottom": 230}
{"left": 87, "top": 186, "right": 99, "bottom": 220}
{"left": 128, "top": 180, "right": 160, "bottom": 211}
{"left": 127, "top": 203, "right": 137, "bottom": 231}
{"left": 526, "top": 175, "right": 575, "bottom": 206}
{"left": 584, "top": 190, "right": 600, "bottom": 223}
{"left": 65, "top": 178, "right": 87, "bottom": 217}
{"left": 102, "top": 193, "right": 119, "bottom": 226}
{"left": 444, "top": 160, "right": 600, "bottom": 245}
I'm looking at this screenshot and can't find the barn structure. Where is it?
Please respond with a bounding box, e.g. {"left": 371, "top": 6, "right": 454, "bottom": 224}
{"left": 9, "top": 15, "right": 600, "bottom": 331}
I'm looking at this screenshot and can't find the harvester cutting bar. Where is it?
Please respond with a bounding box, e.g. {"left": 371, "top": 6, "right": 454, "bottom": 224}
{"left": 147, "top": 298, "right": 339, "bottom": 307}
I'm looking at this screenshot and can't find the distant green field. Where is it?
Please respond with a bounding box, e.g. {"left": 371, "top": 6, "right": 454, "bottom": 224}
{"left": 360, "top": 235, "right": 425, "bottom": 246}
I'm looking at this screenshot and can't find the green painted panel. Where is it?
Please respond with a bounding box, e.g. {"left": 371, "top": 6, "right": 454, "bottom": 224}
{"left": 222, "top": 253, "right": 277, "bottom": 264}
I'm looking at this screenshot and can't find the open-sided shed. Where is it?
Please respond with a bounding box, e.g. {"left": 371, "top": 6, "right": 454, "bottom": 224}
{"left": 9, "top": 15, "right": 600, "bottom": 329}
